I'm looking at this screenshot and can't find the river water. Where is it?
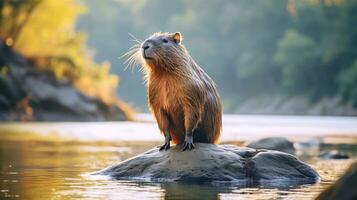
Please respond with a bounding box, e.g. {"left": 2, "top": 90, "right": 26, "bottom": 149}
{"left": 1, "top": 114, "right": 357, "bottom": 200}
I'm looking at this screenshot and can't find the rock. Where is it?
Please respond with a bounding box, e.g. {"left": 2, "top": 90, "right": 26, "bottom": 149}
{"left": 318, "top": 150, "right": 350, "bottom": 159}
{"left": 295, "top": 138, "right": 322, "bottom": 150}
{"left": 0, "top": 38, "right": 129, "bottom": 121}
{"left": 93, "top": 143, "right": 319, "bottom": 185}
{"left": 246, "top": 137, "right": 296, "bottom": 155}
{"left": 316, "top": 162, "right": 357, "bottom": 200}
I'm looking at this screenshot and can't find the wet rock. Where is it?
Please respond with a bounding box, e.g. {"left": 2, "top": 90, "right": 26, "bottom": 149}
{"left": 93, "top": 143, "right": 319, "bottom": 185}
{"left": 246, "top": 137, "right": 296, "bottom": 155}
{"left": 0, "top": 38, "right": 129, "bottom": 121}
{"left": 316, "top": 162, "right": 357, "bottom": 200}
{"left": 318, "top": 150, "right": 350, "bottom": 159}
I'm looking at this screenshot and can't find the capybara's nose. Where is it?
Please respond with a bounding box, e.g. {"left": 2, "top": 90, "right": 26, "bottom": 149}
{"left": 142, "top": 40, "right": 154, "bottom": 50}
{"left": 141, "top": 40, "right": 154, "bottom": 59}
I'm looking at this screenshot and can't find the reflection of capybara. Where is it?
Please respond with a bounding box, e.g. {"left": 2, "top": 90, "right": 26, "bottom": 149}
{"left": 126, "top": 32, "right": 222, "bottom": 151}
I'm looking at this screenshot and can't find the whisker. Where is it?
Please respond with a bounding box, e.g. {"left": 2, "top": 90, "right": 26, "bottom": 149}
{"left": 120, "top": 46, "right": 139, "bottom": 59}
{"left": 120, "top": 33, "right": 146, "bottom": 72}
{"left": 129, "top": 44, "right": 141, "bottom": 50}
{"left": 122, "top": 46, "right": 142, "bottom": 71}
{"left": 130, "top": 39, "right": 142, "bottom": 44}
{"left": 128, "top": 32, "right": 142, "bottom": 44}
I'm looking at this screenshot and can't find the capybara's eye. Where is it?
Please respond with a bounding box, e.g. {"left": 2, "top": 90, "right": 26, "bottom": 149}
{"left": 162, "top": 39, "right": 168, "bottom": 43}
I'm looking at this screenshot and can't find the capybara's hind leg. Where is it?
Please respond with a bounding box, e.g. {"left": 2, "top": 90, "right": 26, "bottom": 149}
{"left": 182, "top": 132, "right": 195, "bottom": 151}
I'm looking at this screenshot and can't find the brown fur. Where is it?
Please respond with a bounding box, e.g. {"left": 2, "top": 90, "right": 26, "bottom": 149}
{"left": 125, "top": 32, "right": 222, "bottom": 144}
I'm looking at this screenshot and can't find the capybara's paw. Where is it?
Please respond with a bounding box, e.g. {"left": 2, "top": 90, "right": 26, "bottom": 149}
{"left": 159, "top": 142, "right": 170, "bottom": 151}
{"left": 182, "top": 141, "right": 195, "bottom": 151}
{"left": 182, "top": 135, "right": 195, "bottom": 151}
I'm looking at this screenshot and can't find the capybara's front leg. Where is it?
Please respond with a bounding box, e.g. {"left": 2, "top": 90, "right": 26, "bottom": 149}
{"left": 153, "top": 109, "right": 171, "bottom": 151}
{"left": 159, "top": 132, "right": 171, "bottom": 151}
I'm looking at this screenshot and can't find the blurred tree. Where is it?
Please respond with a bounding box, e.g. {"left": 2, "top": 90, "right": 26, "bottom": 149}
{"left": 274, "top": 30, "right": 320, "bottom": 98}
{"left": 78, "top": 0, "right": 292, "bottom": 110}
{"left": 0, "top": 0, "right": 119, "bottom": 104}
{"left": 160, "top": 0, "right": 289, "bottom": 106}
{"left": 77, "top": 0, "right": 357, "bottom": 111}
{"left": 275, "top": 0, "right": 357, "bottom": 102}
{"left": 339, "top": 61, "right": 357, "bottom": 106}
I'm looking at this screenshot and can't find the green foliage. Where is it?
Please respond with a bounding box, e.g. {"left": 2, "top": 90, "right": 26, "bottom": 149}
{"left": 3, "top": 0, "right": 354, "bottom": 111}
{"left": 274, "top": 0, "right": 357, "bottom": 101}
{"left": 78, "top": 0, "right": 357, "bottom": 110}
{"left": 77, "top": 0, "right": 357, "bottom": 110}
{"left": 78, "top": 0, "right": 293, "bottom": 109}
{"left": 338, "top": 61, "right": 357, "bottom": 106}
{"left": 0, "top": 0, "right": 119, "bottom": 104}
{"left": 275, "top": 30, "right": 320, "bottom": 97}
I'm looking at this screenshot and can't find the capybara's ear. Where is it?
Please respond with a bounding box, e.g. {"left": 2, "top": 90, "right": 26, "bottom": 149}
{"left": 172, "top": 32, "right": 182, "bottom": 44}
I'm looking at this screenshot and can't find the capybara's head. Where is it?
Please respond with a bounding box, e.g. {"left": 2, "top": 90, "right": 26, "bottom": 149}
{"left": 123, "top": 32, "right": 190, "bottom": 73}
{"left": 141, "top": 32, "right": 190, "bottom": 71}
{"left": 141, "top": 32, "right": 182, "bottom": 58}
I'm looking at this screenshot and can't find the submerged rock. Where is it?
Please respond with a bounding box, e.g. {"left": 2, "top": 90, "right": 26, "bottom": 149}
{"left": 93, "top": 143, "right": 319, "bottom": 185}
{"left": 318, "top": 150, "right": 350, "bottom": 159}
{"left": 316, "top": 162, "right": 357, "bottom": 200}
{"left": 246, "top": 137, "right": 296, "bottom": 155}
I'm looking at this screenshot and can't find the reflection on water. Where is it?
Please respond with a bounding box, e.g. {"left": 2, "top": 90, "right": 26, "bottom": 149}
{"left": 0, "top": 126, "right": 356, "bottom": 199}
{"left": 0, "top": 140, "right": 158, "bottom": 200}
